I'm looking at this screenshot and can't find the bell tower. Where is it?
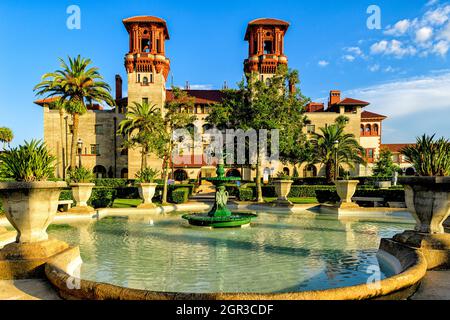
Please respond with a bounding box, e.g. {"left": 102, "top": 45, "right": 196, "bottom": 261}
{"left": 123, "top": 16, "right": 170, "bottom": 109}
{"left": 244, "top": 18, "right": 289, "bottom": 81}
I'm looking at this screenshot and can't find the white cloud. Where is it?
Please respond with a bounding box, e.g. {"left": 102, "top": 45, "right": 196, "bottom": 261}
{"left": 433, "top": 40, "right": 449, "bottom": 56}
{"left": 370, "top": 40, "right": 417, "bottom": 57}
{"left": 345, "top": 71, "right": 450, "bottom": 118}
{"left": 342, "top": 55, "right": 355, "bottom": 62}
{"left": 189, "top": 84, "right": 213, "bottom": 90}
{"left": 369, "top": 64, "right": 380, "bottom": 72}
{"left": 426, "top": 0, "right": 439, "bottom": 7}
{"left": 384, "top": 19, "right": 411, "bottom": 36}
{"left": 440, "top": 22, "right": 450, "bottom": 40}
{"left": 424, "top": 5, "right": 450, "bottom": 25}
{"left": 415, "top": 27, "right": 434, "bottom": 42}
{"left": 318, "top": 60, "right": 329, "bottom": 67}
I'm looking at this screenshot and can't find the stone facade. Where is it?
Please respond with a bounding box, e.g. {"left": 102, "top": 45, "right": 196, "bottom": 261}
{"left": 37, "top": 16, "right": 388, "bottom": 181}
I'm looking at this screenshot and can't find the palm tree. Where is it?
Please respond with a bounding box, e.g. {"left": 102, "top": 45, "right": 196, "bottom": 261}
{"left": 117, "top": 102, "right": 163, "bottom": 170}
{"left": 311, "top": 123, "right": 365, "bottom": 183}
{"left": 34, "top": 55, "right": 114, "bottom": 169}
{"left": 0, "top": 127, "right": 13, "bottom": 150}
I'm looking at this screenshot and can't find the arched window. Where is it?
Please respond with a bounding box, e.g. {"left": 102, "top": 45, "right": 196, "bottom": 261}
{"left": 142, "top": 77, "right": 149, "bottom": 85}
{"left": 121, "top": 168, "right": 129, "bottom": 179}
{"left": 373, "top": 124, "right": 379, "bottom": 136}
{"left": 365, "top": 124, "right": 371, "bottom": 135}
{"left": 405, "top": 167, "right": 416, "bottom": 176}
{"left": 226, "top": 169, "right": 241, "bottom": 178}
{"left": 283, "top": 167, "right": 290, "bottom": 176}
{"left": 173, "top": 169, "right": 188, "bottom": 182}
{"left": 360, "top": 125, "right": 365, "bottom": 135}
{"left": 93, "top": 165, "right": 107, "bottom": 179}
{"left": 303, "top": 165, "right": 317, "bottom": 178}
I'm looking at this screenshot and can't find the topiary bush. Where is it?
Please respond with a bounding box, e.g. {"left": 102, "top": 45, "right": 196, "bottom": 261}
{"left": 171, "top": 187, "right": 189, "bottom": 204}
{"left": 238, "top": 188, "right": 254, "bottom": 201}
{"left": 88, "top": 188, "right": 117, "bottom": 208}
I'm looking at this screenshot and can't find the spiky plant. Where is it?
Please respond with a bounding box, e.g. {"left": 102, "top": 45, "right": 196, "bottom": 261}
{"left": 135, "top": 167, "right": 160, "bottom": 183}
{"left": 67, "top": 167, "right": 94, "bottom": 183}
{"left": 401, "top": 134, "right": 450, "bottom": 176}
{"left": 0, "top": 140, "right": 56, "bottom": 182}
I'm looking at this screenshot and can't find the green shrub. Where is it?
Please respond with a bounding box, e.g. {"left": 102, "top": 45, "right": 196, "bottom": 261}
{"left": 59, "top": 189, "right": 73, "bottom": 201}
{"left": 314, "top": 188, "right": 405, "bottom": 205}
{"left": 94, "top": 179, "right": 131, "bottom": 188}
{"left": 225, "top": 184, "right": 240, "bottom": 197}
{"left": 0, "top": 140, "right": 56, "bottom": 181}
{"left": 169, "top": 184, "right": 196, "bottom": 196}
{"left": 116, "top": 187, "right": 140, "bottom": 199}
{"left": 292, "top": 177, "right": 331, "bottom": 185}
{"left": 67, "top": 167, "right": 94, "bottom": 183}
{"left": 171, "top": 187, "right": 189, "bottom": 204}
{"left": 238, "top": 188, "right": 254, "bottom": 201}
{"left": 0, "top": 199, "right": 3, "bottom": 215}
{"left": 88, "top": 188, "right": 117, "bottom": 209}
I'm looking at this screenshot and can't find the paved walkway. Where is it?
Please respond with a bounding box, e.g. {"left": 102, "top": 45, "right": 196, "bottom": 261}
{"left": 410, "top": 271, "right": 450, "bottom": 300}
{"left": 0, "top": 279, "right": 60, "bottom": 300}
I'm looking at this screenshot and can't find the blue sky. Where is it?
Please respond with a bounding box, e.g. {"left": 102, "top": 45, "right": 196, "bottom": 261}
{"left": 0, "top": 0, "right": 449, "bottom": 145}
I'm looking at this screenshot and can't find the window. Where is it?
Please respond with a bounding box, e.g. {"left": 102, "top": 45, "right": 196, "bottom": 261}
{"left": 156, "top": 39, "right": 161, "bottom": 53}
{"left": 149, "top": 73, "right": 153, "bottom": 83}
{"left": 90, "top": 144, "right": 100, "bottom": 156}
{"left": 306, "top": 125, "right": 316, "bottom": 134}
{"left": 365, "top": 124, "right": 371, "bottom": 135}
{"left": 95, "top": 125, "right": 104, "bottom": 135}
{"left": 366, "top": 148, "right": 374, "bottom": 159}
{"left": 69, "top": 125, "right": 74, "bottom": 134}
{"left": 143, "top": 77, "right": 149, "bottom": 85}
{"left": 263, "top": 40, "right": 273, "bottom": 54}
{"left": 137, "top": 74, "right": 141, "bottom": 83}
{"left": 373, "top": 124, "right": 379, "bottom": 136}
{"left": 141, "top": 39, "right": 150, "bottom": 53}
{"left": 142, "top": 98, "right": 149, "bottom": 105}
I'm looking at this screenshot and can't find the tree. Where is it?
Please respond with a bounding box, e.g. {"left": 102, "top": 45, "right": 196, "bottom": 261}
{"left": 0, "top": 127, "right": 14, "bottom": 150}
{"left": 311, "top": 119, "right": 365, "bottom": 183}
{"left": 147, "top": 88, "right": 196, "bottom": 205}
{"left": 373, "top": 148, "right": 400, "bottom": 178}
{"left": 34, "top": 55, "right": 114, "bottom": 169}
{"left": 117, "top": 102, "right": 163, "bottom": 170}
{"left": 207, "top": 67, "right": 309, "bottom": 202}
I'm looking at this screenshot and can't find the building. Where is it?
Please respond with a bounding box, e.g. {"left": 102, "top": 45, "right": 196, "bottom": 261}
{"left": 36, "top": 16, "right": 388, "bottom": 181}
{"left": 381, "top": 144, "right": 416, "bottom": 175}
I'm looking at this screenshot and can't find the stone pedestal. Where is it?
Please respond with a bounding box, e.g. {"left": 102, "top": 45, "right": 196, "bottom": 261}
{"left": 68, "top": 183, "right": 95, "bottom": 214}
{"left": 0, "top": 239, "right": 69, "bottom": 279}
{"left": 137, "top": 183, "right": 158, "bottom": 209}
{"left": 335, "top": 180, "right": 360, "bottom": 209}
{"left": 392, "top": 231, "right": 450, "bottom": 270}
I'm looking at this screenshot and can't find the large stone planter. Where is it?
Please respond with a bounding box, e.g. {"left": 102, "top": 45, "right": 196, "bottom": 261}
{"left": 335, "top": 180, "right": 359, "bottom": 209}
{"left": 138, "top": 183, "right": 158, "bottom": 209}
{"left": 0, "top": 181, "right": 71, "bottom": 279}
{"left": 69, "top": 183, "right": 95, "bottom": 214}
{"left": 399, "top": 177, "right": 450, "bottom": 234}
{"left": 273, "top": 180, "right": 293, "bottom": 206}
{"left": 387, "top": 177, "right": 450, "bottom": 270}
{"left": 0, "top": 181, "right": 67, "bottom": 243}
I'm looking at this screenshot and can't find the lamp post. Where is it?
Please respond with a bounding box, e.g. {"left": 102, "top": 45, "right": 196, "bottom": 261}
{"left": 77, "top": 138, "right": 83, "bottom": 168}
{"left": 334, "top": 140, "right": 339, "bottom": 181}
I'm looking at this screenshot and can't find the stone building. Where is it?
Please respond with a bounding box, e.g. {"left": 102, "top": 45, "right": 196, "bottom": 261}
{"left": 36, "top": 16, "right": 387, "bottom": 181}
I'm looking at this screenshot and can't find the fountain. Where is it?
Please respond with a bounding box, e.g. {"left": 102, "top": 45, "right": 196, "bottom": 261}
{"left": 182, "top": 161, "right": 256, "bottom": 228}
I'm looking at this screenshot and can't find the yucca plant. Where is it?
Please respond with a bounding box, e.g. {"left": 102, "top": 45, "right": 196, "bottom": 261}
{"left": 135, "top": 167, "right": 160, "bottom": 183}
{"left": 0, "top": 140, "right": 56, "bottom": 182}
{"left": 401, "top": 134, "right": 450, "bottom": 177}
{"left": 67, "top": 167, "right": 94, "bottom": 183}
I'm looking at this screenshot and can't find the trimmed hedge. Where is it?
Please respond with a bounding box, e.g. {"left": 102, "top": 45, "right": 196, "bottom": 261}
{"left": 59, "top": 187, "right": 117, "bottom": 209}
{"left": 94, "top": 179, "right": 131, "bottom": 188}
{"left": 315, "top": 188, "right": 405, "bottom": 205}
{"left": 238, "top": 188, "right": 254, "bottom": 201}
{"left": 171, "top": 188, "right": 189, "bottom": 204}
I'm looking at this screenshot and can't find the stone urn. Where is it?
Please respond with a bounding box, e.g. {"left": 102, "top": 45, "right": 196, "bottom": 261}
{"left": 335, "top": 180, "right": 360, "bottom": 208}
{"left": 399, "top": 177, "right": 450, "bottom": 234}
{"left": 69, "top": 183, "right": 95, "bottom": 214}
{"left": 0, "top": 181, "right": 67, "bottom": 243}
{"left": 138, "top": 183, "right": 158, "bottom": 209}
{"left": 273, "top": 180, "right": 293, "bottom": 206}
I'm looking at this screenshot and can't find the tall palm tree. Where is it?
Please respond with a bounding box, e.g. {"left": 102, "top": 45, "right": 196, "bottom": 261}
{"left": 311, "top": 123, "right": 365, "bottom": 183}
{"left": 117, "top": 102, "right": 163, "bottom": 170}
{"left": 0, "top": 127, "right": 14, "bottom": 150}
{"left": 34, "top": 55, "right": 115, "bottom": 169}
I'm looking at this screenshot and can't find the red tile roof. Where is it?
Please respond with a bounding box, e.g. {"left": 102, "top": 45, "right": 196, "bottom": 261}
{"left": 381, "top": 144, "right": 415, "bottom": 153}
{"left": 245, "top": 18, "right": 290, "bottom": 40}
{"left": 361, "top": 111, "right": 387, "bottom": 120}
{"left": 122, "top": 16, "right": 170, "bottom": 39}
{"left": 166, "top": 90, "right": 224, "bottom": 104}
{"left": 338, "top": 98, "right": 370, "bottom": 106}
{"left": 34, "top": 97, "right": 60, "bottom": 106}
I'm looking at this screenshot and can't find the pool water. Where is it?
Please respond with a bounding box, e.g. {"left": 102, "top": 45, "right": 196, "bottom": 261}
{"left": 48, "top": 212, "right": 414, "bottom": 293}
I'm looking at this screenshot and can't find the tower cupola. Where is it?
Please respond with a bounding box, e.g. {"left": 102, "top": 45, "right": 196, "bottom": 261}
{"left": 244, "top": 18, "right": 289, "bottom": 76}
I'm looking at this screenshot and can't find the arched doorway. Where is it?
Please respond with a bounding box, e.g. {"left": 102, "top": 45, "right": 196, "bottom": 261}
{"left": 405, "top": 167, "right": 416, "bottom": 176}
{"left": 121, "top": 168, "right": 129, "bottom": 179}
{"left": 303, "top": 165, "right": 317, "bottom": 177}
{"left": 282, "top": 167, "right": 290, "bottom": 176}
{"left": 226, "top": 169, "right": 241, "bottom": 178}
{"left": 174, "top": 169, "right": 188, "bottom": 182}
{"left": 93, "top": 165, "right": 107, "bottom": 178}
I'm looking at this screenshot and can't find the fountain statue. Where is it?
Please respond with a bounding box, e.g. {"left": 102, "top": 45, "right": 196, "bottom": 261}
{"left": 182, "top": 158, "right": 256, "bottom": 228}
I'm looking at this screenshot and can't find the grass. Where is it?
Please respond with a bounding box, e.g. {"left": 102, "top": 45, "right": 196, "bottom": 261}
{"left": 113, "top": 199, "right": 143, "bottom": 208}
{"left": 263, "top": 197, "right": 319, "bottom": 204}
